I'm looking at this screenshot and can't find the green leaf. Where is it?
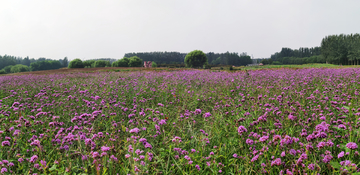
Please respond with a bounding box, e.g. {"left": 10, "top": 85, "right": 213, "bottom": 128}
{"left": 329, "top": 161, "right": 341, "bottom": 169}
{"left": 49, "top": 164, "right": 57, "bottom": 171}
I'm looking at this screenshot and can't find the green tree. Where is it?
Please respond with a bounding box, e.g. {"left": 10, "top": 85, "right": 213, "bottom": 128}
{"left": 112, "top": 57, "right": 130, "bottom": 67}
{"left": 94, "top": 60, "right": 111, "bottom": 67}
{"left": 68, "top": 59, "right": 84, "bottom": 68}
{"left": 83, "top": 60, "right": 96, "bottom": 68}
{"left": 128, "top": 56, "right": 143, "bottom": 67}
{"left": 63, "top": 57, "right": 69, "bottom": 67}
{"left": 151, "top": 62, "right": 157, "bottom": 67}
{"left": 10, "top": 64, "right": 29, "bottom": 73}
{"left": 184, "top": 50, "right": 208, "bottom": 68}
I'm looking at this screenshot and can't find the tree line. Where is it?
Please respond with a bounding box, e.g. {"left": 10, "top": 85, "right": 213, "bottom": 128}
{"left": 124, "top": 51, "right": 252, "bottom": 66}
{"left": 0, "top": 55, "right": 68, "bottom": 74}
{"left": 262, "top": 33, "right": 360, "bottom": 65}
{"left": 262, "top": 47, "right": 324, "bottom": 65}
{"left": 321, "top": 33, "right": 360, "bottom": 65}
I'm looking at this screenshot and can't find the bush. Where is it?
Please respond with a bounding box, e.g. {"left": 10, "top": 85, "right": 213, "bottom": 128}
{"left": 94, "top": 60, "right": 111, "bottom": 67}
{"left": 112, "top": 57, "right": 130, "bottom": 67}
{"left": 152, "top": 62, "right": 157, "bottom": 67}
{"left": 10, "top": 64, "right": 29, "bottom": 73}
{"left": 68, "top": 59, "right": 84, "bottom": 68}
{"left": 229, "top": 66, "right": 234, "bottom": 70}
{"left": 83, "top": 60, "right": 96, "bottom": 68}
{"left": 272, "top": 61, "right": 283, "bottom": 65}
{"left": 0, "top": 69, "right": 6, "bottom": 74}
{"left": 203, "top": 63, "right": 211, "bottom": 69}
{"left": 30, "top": 60, "right": 62, "bottom": 71}
{"left": 3, "top": 65, "right": 13, "bottom": 73}
{"left": 128, "top": 56, "right": 143, "bottom": 67}
{"left": 184, "top": 50, "right": 208, "bottom": 68}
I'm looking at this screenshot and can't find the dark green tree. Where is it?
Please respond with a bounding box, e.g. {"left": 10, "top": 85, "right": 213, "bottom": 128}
{"left": 63, "top": 57, "right": 69, "bottom": 67}
{"left": 68, "top": 59, "right": 84, "bottom": 68}
{"left": 94, "top": 60, "right": 111, "bottom": 67}
{"left": 112, "top": 57, "right": 130, "bottom": 67}
{"left": 184, "top": 50, "right": 208, "bottom": 68}
{"left": 128, "top": 56, "right": 143, "bottom": 67}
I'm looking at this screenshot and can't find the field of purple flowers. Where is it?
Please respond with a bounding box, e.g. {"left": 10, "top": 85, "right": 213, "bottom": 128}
{"left": 0, "top": 68, "right": 360, "bottom": 174}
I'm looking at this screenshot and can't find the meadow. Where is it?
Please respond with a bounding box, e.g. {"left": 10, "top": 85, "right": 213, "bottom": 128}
{"left": 0, "top": 67, "right": 360, "bottom": 174}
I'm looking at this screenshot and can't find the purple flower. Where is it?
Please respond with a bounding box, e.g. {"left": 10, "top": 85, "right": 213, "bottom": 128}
{"left": 259, "top": 136, "right": 269, "bottom": 142}
{"left": 281, "top": 151, "right": 286, "bottom": 157}
{"left": 195, "top": 164, "right": 201, "bottom": 171}
{"left": 338, "top": 151, "right": 345, "bottom": 158}
{"left": 129, "top": 128, "right": 140, "bottom": 133}
{"left": 1, "top": 168, "right": 7, "bottom": 174}
{"left": 30, "top": 155, "right": 38, "bottom": 163}
{"left": 204, "top": 112, "right": 211, "bottom": 118}
{"left": 288, "top": 114, "right": 296, "bottom": 121}
{"left": 237, "top": 126, "right": 247, "bottom": 135}
{"left": 246, "top": 139, "right": 254, "bottom": 145}
{"left": 1, "top": 141, "right": 10, "bottom": 146}
{"left": 195, "top": 109, "right": 202, "bottom": 115}
{"left": 101, "top": 146, "right": 110, "bottom": 152}
{"left": 346, "top": 142, "right": 358, "bottom": 150}
{"left": 233, "top": 154, "right": 238, "bottom": 158}
{"left": 125, "top": 154, "right": 131, "bottom": 158}
{"left": 271, "top": 158, "right": 281, "bottom": 166}
{"left": 251, "top": 154, "right": 259, "bottom": 162}
{"left": 18, "top": 158, "right": 24, "bottom": 163}
{"left": 92, "top": 152, "right": 99, "bottom": 158}
{"left": 40, "top": 160, "right": 47, "bottom": 167}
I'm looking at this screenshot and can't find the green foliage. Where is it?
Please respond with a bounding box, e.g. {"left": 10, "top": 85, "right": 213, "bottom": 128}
{"left": 94, "top": 60, "right": 111, "bottom": 67}
{"left": 0, "top": 69, "right": 6, "bottom": 74}
{"left": 261, "top": 59, "right": 273, "bottom": 65}
{"left": 10, "top": 64, "right": 29, "bottom": 73}
{"left": 321, "top": 33, "right": 360, "bottom": 65}
{"left": 211, "top": 57, "right": 221, "bottom": 65}
{"left": 83, "top": 60, "right": 96, "bottom": 68}
{"left": 151, "top": 62, "right": 157, "bottom": 67}
{"left": 62, "top": 57, "right": 69, "bottom": 67}
{"left": 3, "top": 65, "right": 14, "bottom": 73}
{"left": 30, "top": 60, "right": 62, "bottom": 71}
{"left": 203, "top": 62, "right": 211, "bottom": 69}
{"left": 184, "top": 50, "right": 208, "bottom": 68}
{"left": 128, "top": 56, "right": 143, "bottom": 67}
{"left": 272, "top": 61, "right": 282, "bottom": 65}
{"left": 112, "top": 57, "right": 129, "bottom": 67}
{"left": 68, "top": 59, "right": 84, "bottom": 68}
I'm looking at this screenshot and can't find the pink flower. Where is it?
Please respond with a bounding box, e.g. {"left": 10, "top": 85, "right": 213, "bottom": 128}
{"left": 101, "top": 146, "right": 110, "bottom": 152}
{"left": 237, "top": 126, "right": 247, "bottom": 135}
{"left": 129, "top": 128, "right": 140, "bottom": 133}
{"left": 346, "top": 142, "right": 358, "bottom": 150}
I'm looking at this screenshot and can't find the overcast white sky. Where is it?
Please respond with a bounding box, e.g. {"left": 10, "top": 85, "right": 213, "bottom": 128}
{"left": 0, "top": 0, "right": 359, "bottom": 60}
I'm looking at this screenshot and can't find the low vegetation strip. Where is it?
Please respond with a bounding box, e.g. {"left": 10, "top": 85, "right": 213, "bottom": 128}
{"left": 0, "top": 68, "right": 360, "bottom": 174}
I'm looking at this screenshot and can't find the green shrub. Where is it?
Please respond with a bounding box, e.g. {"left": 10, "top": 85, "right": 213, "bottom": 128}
{"left": 203, "top": 63, "right": 211, "bottom": 69}
{"left": 272, "top": 61, "right": 283, "bottom": 65}
{"left": 128, "top": 56, "right": 143, "bottom": 67}
{"left": 68, "top": 59, "right": 84, "bottom": 68}
{"left": 152, "top": 62, "right": 157, "bottom": 67}
{"left": 10, "top": 64, "right": 29, "bottom": 73}
{"left": 94, "top": 60, "right": 111, "bottom": 67}
{"left": 184, "top": 50, "right": 208, "bottom": 68}
{"left": 83, "top": 60, "right": 96, "bottom": 68}
{"left": 0, "top": 69, "right": 6, "bottom": 74}
{"left": 112, "top": 57, "right": 130, "bottom": 67}
{"left": 3, "top": 65, "right": 13, "bottom": 73}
